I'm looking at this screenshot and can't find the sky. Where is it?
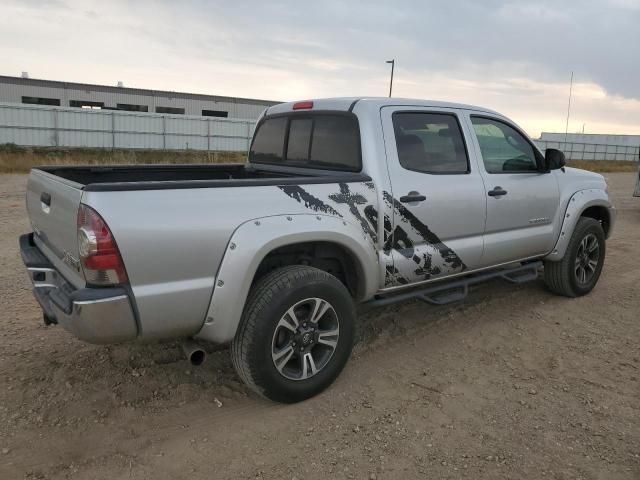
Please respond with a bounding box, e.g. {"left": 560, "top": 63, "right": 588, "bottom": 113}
{"left": 1, "top": 0, "right": 639, "bottom": 138}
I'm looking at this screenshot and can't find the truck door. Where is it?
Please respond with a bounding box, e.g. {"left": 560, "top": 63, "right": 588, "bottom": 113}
{"left": 380, "top": 106, "right": 486, "bottom": 287}
{"left": 465, "top": 113, "right": 560, "bottom": 265}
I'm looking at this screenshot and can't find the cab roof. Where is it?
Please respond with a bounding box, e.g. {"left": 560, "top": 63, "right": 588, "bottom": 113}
{"left": 266, "top": 97, "right": 502, "bottom": 117}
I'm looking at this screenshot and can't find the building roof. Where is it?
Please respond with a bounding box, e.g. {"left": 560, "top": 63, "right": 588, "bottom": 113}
{"left": 0, "top": 75, "right": 280, "bottom": 106}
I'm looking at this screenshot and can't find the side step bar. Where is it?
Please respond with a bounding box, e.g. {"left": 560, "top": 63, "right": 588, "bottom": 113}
{"left": 367, "top": 261, "right": 543, "bottom": 308}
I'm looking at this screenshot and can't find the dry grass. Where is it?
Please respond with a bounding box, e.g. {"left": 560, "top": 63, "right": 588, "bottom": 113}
{"left": 0, "top": 144, "right": 246, "bottom": 173}
{"left": 566, "top": 159, "right": 639, "bottom": 173}
{"left": 1, "top": 144, "right": 637, "bottom": 175}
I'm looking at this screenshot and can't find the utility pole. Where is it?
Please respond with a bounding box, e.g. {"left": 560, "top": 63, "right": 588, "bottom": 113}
{"left": 564, "top": 71, "right": 574, "bottom": 144}
{"left": 386, "top": 59, "right": 395, "bottom": 97}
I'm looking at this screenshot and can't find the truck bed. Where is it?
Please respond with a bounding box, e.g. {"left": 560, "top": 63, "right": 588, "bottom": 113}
{"left": 36, "top": 164, "right": 370, "bottom": 191}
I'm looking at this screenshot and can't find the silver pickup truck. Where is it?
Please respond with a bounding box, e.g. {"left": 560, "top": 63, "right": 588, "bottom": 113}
{"left": 20, "top": 97, "right": 615, "bottom": 403}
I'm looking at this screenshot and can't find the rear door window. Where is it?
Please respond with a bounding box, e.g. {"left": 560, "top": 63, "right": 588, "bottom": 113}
{"left": 250, "top": 114, "right": 361, "bottom": 171}
{"left": 392, "top": 112, "right": 469, "bottom": 174}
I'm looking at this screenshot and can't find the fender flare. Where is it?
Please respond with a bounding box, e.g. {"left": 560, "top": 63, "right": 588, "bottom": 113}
{"left": 544, "top": 188, "right": 614, "bottom": 262}
{"left": 195, "top": 214, "right": 379, "bottom": 344}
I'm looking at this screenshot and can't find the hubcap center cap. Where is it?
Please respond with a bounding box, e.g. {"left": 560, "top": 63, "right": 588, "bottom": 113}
{"left": 301, "top": 332, "right": 313, "bottom": 346}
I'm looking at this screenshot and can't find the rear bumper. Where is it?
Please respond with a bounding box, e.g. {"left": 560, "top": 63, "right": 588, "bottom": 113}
{"left": 20, "top": 233, "right": 138, "bottom": 344}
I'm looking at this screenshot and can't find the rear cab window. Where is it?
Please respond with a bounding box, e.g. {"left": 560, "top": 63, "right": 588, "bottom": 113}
{"left": 249, "top": 113, "right": 361, "bottom": 172}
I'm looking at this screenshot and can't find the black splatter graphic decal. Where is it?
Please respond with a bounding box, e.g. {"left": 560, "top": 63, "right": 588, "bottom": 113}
{"left": 385, "top": 265, "right": 409, "bottom": 285}
{"left": 364, "top": 205, "right": 378, "bottom": 231}
{"left": 278, "top": 185, "right": 342, "bottom": 217}
{"left": 277, "top": 183, "right": 466, "bottom": 287}
{"left": 329, "top": 183, "right": 377, "bottom": 242}
{"left": 383, "top": 191, "right": 466, "bottom": 271}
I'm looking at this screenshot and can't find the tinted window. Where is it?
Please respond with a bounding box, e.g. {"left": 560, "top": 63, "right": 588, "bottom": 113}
{"left": 156, "top": 106, "right": 185, "bottom": 114}
{"left": 471, "top": 117, "right": 539, "bottom": 173}
{"left": 70, "top": 100, "right": 104, "bottom": 109}
{"left": 118, "top": 103, "right": 149, "bottom": 112}
{"left": 22, "top": 96, "right": 60, "bottom": 106}
{"left": 392, "top": 112, "right": 468, "bottom": 174}
{"left": 309, "top": 116, "right": 360, "bottom": 171}
{"left": 286, "top": 118, "right": 312, "bottom": 163}
{"left": 202, "top": 109, "right": 228, "bottom": 117}
{"left": 250, "top": 114, "right": 361, "bottom": 171}
{"left": 249, "top": 117, "right": 287, "bottom": 163}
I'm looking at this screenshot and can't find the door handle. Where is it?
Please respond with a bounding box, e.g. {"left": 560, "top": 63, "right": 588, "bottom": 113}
{"left": 488, "top": 187, "right": 508, "bottom": 197}
{"left": 400, "top": 192, "right": 427, "bottom": 203}
{"left": 40, "top": 192, "right": 51, "bottom": 206}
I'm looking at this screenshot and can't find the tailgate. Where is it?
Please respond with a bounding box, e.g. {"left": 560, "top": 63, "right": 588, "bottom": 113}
{"left": 26, "top": 169, "right": 86, "bottom": 288}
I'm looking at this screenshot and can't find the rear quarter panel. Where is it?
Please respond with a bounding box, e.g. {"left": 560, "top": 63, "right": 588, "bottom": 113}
{"left": 81, "top": 180, "right": 381, "bottom": 340}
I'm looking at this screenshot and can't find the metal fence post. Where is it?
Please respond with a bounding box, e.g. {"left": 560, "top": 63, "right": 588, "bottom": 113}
{"left": 111, "top": 112, "right": 116, "bottom": 150}
{"left": 246, "top": 121, "right": 251, "bottom": 150}
{"left": 162, "top": 115, "right": 166, "bottom": 150}
{"left": 53, "top": 109, "right": 59, "bottom": 147}
{"left": 207, "top": 119, "right": 211, "bottom": 152}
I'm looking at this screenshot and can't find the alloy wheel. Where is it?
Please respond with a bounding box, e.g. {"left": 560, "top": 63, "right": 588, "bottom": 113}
{"left": 271, "top": 297, "right": 340, "bottom": 381}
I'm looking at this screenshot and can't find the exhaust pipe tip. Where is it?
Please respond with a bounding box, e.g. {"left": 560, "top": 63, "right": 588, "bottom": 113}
{"left": 189, "top": 349, "right": 206, "bottom": 366}
{"left": 181, "top": 338, "right": 206, "bottom": 366}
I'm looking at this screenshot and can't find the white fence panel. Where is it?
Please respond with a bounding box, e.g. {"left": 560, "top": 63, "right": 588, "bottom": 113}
{"left": 535, "top": 140, "right": 639, "bottom": 162}
{"left": 115, "top": 132, "right": 164, "bottom": 150}
{"left": 59, "top": 130, "right": 113, "bottom": 148}
{"left": 1, "top": 127, "right": 53, "bottom": 146}
{"left": 114, "top": 113, "right": 163, "bottom": 134}
{"left": 0, "top": 102, "right": 254, "bottom": 152}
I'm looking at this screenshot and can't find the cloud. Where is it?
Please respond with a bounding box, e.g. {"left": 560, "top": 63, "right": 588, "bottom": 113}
{"left": 0, "top": 0, "right": 638, "bottom": 136}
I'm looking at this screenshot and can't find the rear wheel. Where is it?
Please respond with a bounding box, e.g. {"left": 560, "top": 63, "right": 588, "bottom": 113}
{"left": 544, "top": 217, "right": 605, "bottom": 297}
{"left": 231, "top": 266, "right": 355, "bottom": 403}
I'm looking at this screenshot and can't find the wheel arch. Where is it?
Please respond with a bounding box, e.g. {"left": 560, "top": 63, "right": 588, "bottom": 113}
{"left": 580, "top": 205, "right": 612, "bottom": 238}
{"left": 545, "top": 188, "right": 614, "bottom": 262}
{"left": 252, "top": 240, "right": 367, "bottom": 300}
{"left": 196, "top": 214, "right": 379, "bottom": 344}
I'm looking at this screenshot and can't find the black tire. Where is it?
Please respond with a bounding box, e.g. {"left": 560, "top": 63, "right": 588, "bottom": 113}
{"left": 231, "top": 266, "right": 356, "bottom": 403}
{"left": 544, "top": 217, "right": 606, "bottom": 297}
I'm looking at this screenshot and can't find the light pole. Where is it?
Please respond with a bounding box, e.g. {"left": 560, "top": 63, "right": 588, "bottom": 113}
{"left": 564, "top": 71, "right": 573, "bottom": 144}
{"left": 386, "top": 59, "right": 395, "bottom": 97}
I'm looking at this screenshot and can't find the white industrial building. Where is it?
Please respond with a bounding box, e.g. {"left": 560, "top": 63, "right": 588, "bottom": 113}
{"left": 0, "top": 75, "right": 281, "bottom": 151}
{"left": 0, "top": 75, "right": 278, "bottom": 120}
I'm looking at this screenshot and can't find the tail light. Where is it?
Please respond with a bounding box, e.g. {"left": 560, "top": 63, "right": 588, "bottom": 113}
{"left": 77, "top": 204, "right": 128, "bottom": 285}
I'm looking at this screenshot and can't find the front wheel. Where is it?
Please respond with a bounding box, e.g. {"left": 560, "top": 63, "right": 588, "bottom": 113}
{"left": 544, "top": 217, "right": 606, "bottom": 297}
{"left": 231, "top": 266, "right": 356, "bottom": 403}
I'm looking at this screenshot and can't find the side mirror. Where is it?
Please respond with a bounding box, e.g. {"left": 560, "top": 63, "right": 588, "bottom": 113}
{"left": 545, "top": 148, "right": 566, "bottom": 170}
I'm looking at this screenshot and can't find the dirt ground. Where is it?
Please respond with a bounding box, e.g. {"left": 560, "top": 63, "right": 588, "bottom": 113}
{"left": 1, "top": 172, "right": 638, "bottom": 480}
